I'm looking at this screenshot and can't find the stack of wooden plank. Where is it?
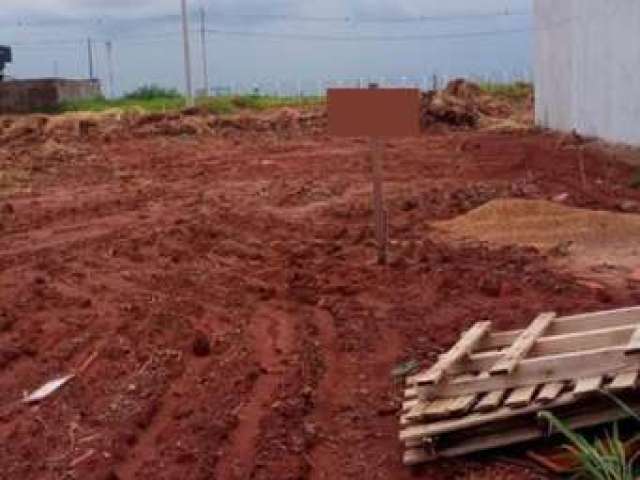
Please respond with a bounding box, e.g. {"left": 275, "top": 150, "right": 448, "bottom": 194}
{"left": 400, "top": 306, "right": 640, "bottom": 466}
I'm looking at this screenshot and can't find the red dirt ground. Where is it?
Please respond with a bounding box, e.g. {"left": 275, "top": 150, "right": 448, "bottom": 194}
{"left": 2, "top": 114, "right": 640, "bottom": 480}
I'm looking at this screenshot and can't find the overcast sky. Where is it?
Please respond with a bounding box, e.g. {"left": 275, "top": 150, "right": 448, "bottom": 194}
{"left": 1, "top": 1, "right": 531, "bottom": 18}
{"left": 1, "top": 0, "right": 533, "bottom": 96}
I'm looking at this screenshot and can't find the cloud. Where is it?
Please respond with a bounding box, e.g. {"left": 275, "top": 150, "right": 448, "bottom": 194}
{"left": 0, "top": 0, "right": 531, "bottom": 20}
{"left": 1, "top": 0, "right": 178, "bottom": 18}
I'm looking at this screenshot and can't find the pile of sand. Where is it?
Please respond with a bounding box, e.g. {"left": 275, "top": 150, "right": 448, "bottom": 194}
{"left": 435, "top": 199, "right": 640, "bottom": 267}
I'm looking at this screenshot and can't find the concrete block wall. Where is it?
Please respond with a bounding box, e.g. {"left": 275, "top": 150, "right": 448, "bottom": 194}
{"left": 534, "top": 0, "right": 640, "bottom": 145}
{"left": 0, "top": 79, "right": 101, "bottom": 114}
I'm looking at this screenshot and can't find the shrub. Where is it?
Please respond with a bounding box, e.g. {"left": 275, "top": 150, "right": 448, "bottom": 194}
{"left": 123, "top": 85, "right": 182, "bottom": 101}
{"left": 479, "top": 82, "right": 532, "bottom": 101}
{"left": 538, "top": 394, "right": 640, "bottom": 480}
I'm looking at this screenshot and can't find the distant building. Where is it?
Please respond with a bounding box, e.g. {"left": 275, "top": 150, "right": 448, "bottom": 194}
{"left": 0, "top": 79, "right": 101, "bottom": 114}
{"left": 0, "top": 46, "right": 11, "bottom": 81}
{"left": 534, "top": 0, "right": 640, "bottom": 145}
{"left": 212, "top": 86, "right": 233, "bottom": 97}
{"left": 0, "top": 44, "right": 101, "bottom": 113}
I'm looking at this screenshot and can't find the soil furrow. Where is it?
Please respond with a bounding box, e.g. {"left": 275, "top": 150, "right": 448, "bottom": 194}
{"left": 214, "top": 303, "right": 296, "bottom": 480}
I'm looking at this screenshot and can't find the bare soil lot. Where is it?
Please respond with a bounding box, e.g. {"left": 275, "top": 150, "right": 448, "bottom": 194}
{"left": 2, "top": 111, "right": 640, "bottom": 480}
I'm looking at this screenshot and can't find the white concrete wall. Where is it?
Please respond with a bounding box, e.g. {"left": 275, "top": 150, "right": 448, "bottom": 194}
{"left": 535, "top": 0, "right": 640, "bottom": 145}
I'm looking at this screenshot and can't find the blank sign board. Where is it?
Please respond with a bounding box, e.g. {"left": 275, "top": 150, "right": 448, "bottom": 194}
{"left": 328, "top": 88, "right": 421, "bottom": 138}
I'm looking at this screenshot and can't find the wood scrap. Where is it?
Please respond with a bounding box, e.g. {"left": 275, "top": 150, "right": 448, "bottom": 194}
{"left": 490, "top": 312, "right": 555, "bottom": 375}
{"left": 400, "top": 306, "right": 640, "bottom": 466}
{"left": 418, "top": 321, "right": 491, "bottom": 387}
{"left": 23, "top": 375, "right": 75, "bottom": 404}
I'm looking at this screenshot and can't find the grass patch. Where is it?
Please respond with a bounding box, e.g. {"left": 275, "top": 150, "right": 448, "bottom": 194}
{"left": 61, "top": 87, "right": 324, "bottom": 115}
{"left": 62, "top": 96, "right": 185, "bottom": 113}
{"left": 478, "top": 81, "right": 533, "bottom": 101}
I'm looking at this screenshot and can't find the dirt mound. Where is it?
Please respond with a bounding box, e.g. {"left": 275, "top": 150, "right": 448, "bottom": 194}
{"left": 421, "top": 79, "right": 516, "bottom": 129}
{"left": 0, "top": 115, "right": 49, "bottom": 142}
{"left": 0, "top": 111, "right": 128, "bottom": 145}
{"left": 123, "top": 106, "right": 325, "bottom": 138}
{"left": 212, "top": 107, "right": 326, "bottom": 135}
{"left": 0, "top": 107, "right": 327, "bottom": 148}
{"left": 435, "top": 198, "right": 640, "bottom": 269}
{"left": 132, "top": 112, "right": 214, "bottom": 137}
{"left": 0, "top": 80, "right": 525, "bottom": 146}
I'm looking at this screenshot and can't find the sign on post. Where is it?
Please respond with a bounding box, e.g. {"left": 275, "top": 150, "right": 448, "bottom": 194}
{"left": 328, "top": 87, "right": 421, "bottom": 264}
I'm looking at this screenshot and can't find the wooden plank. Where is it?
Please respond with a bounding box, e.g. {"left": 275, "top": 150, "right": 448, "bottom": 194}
{"left": 504, "top": 385, "right": 538, "bottom": 408}
{"left": 537, "top": 382, "right": 564, "bottom": 403}
{"left": 446, "top": 394, "right": 477, "bottom": 416}
{"left": 406, "top": 373, "right": 479, "bottom": 422}
{"left": 404, "top": 399, "right": 640, "bottom": 465}
{"left": 402, "top": 399, "right": 418, "bottom": 413}
{"left": 404, "top": 447, "right": 436, "bottom": 466}
{"left": 608, "top": 371, "right": 638, "bottom": 391}
{"left": 447, "top": 324, "right": 637, "bottom": 376}
{"left": 418, "top": 322, "right": 491, "bottom": 385}
{"left": 626, "top": 326, "right": 640, "bottom": 355}
{"left": 424, "top": 398, "right": 457, "bottom": 419}
{"left": 412, "top": 427, "right": 539, "bottom": 464}
{"left": 404, "top": 437, "right": 429, "bottom": 449}
{"left": 441, "top": 374, "right": 478, "bottom": 416}
{"left": 474, "top": 390, "right": 507, "bottom": 413}
{"left": 573, "top": 376, "right": 604, "bottom": 396}
{"left": 406, "top": 398, "right": 453, "bottom": 422}
{"left": 479, "top": 306, "right": 640, "bottom": 350}
{"left": 404, "top": 400, "right": 434, "bottom": 422}
{"left": 400, "top": 392, "right": 577, "bottom": 443}
{"left": 417, "top": 345, "right": 640, "bottom": 399}
{"left": 400, "top": 412, "right": 414, "bottom": 427}
{"left": 490, "top": 312, "right": 556, "bottom": 375}
{"left": 405, "top": 387, "right": 417, "bottom": 400}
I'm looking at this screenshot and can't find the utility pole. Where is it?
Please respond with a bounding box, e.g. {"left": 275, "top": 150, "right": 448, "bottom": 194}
{"left": 199, "top": 6, "right": 209, "bottom": 96}
{"left": 87, "top": 37, "right": 94, "bottom": 80}
{"left": 180, "top": 0, "right": 194, "bottom": 106}
{"left": 105, "top": 41, "right": 115, "bottom": 98}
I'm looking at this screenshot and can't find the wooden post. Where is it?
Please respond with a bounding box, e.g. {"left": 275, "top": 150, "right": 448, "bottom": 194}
{"left": 370, "top": 136, "right": 388, "bottom": 265}
{"left": 327, "top": 86, "right": 420, "bottom": 266}
{"left": 367, "top": 82, "right": 388, "bottom": 264}
{"left": 579, "top": 146, "right": 588, "bottom": 189}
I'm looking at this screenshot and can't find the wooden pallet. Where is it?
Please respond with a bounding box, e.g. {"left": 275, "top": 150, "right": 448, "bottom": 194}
{"left": 399, "top": 306, "right": 640, "bottom": 465}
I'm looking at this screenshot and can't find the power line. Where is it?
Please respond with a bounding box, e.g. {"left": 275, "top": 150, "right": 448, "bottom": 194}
{"left": 194, "top": 10, "right": 532, "bottom": 24}
{"left": 0, "top": 10, "right": 532, "bottom": 28}
{"left": 11, "top": 38, "right": 86, "bottom": 47}
{"left": 204, "top": 26, "right": 532, "bottom": 42}
{"left": 3, "top": 9, "right": 534, "bottom": 48}
{"left": 7, "top": 24, "right": 533, "bottom": 48}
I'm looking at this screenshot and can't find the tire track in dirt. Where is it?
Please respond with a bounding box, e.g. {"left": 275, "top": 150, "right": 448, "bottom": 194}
{"left": 115, "top": 356, "right": 193, "bottom": 480}
{"left": 308, "top": 297, "right": 410, "bottom": 480}
{"left": 214, "top": 303, "right": 296, "bottom": 480}
{"left": 307, "top": 307, "right": 343, "bottom": 480}
{"left": 0, "top": 177, "right": 208, "bottom": 266}
{"left": 0, "top": 209, "right": 166, "bottom": 269}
